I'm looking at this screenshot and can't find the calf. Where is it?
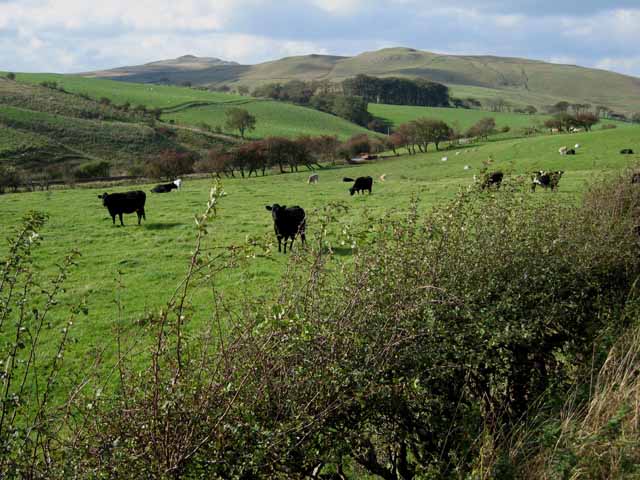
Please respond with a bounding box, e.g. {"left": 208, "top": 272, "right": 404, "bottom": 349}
{"left": 307, "top": 174, "right": 319, "bottom": 184}
{"left": 481, "top": 171, "right": 503, "bottom": 189}
{"left": 98, "top": 191, "right": 146, "bottom": 226}
{"left": 265, "top": 204, "right": 306, "bottom": 253}
{"left": 151, "top": 182, "right": 178, "bottom": 193}
{"left": 343, "top": 176, "right": 373, "bottom": 195}
{"left": 621, "top": 149, "right": 635, "bottom": 155}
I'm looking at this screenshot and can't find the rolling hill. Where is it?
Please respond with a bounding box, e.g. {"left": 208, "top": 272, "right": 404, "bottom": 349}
{"left": 0, "top": 74, "right": 373, "bottom": 175}
{"left": 85, "top": 47, "right": 640, "bottom": 114}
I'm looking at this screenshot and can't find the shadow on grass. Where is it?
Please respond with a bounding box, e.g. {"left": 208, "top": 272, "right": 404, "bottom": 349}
{"left": 144, "top": 222, "right": 183, "bottom": 230}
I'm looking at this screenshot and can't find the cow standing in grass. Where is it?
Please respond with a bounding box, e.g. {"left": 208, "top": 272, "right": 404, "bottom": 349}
{"left": 343, "top": 176, "right": 373, "bottom": 195}
{"left": 265, "top": 204, "right": 306, "bottom": 253}
{"left": 531, "top": 171, "right": 564, "bottom": 192}
{"left": 98, "top": 191, "right": 146, "bottom": 226}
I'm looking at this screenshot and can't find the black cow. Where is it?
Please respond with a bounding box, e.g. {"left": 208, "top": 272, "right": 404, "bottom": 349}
{"left": 265, "top": 204, "right": 306, "bottom": 253}
{"left": 531, "top": 170, "right": 564, "bottom": 192}
{"left": 565, "top": 148, "right": 576, "bottom": 155}
{"left": 343, "top": 176, "right": 373, "bottom": 195}
{"left": 151, "top": 182, "right": 178, "bottom": 193}
{"left": 621, "top": 149, "right": 635, "bottom": 155}
{"left": 98, "top": 191, "right": 146, "bottom": 226}
{"left": 481, "top": 171, "right": 504, "bottom": 189}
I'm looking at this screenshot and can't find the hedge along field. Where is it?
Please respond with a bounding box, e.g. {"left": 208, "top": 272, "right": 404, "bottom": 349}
{"left": 163, "top": 99, "right": 374, "bottom": 140}
{"left": 1, "top": 124, "right": 639, "bottom": 372}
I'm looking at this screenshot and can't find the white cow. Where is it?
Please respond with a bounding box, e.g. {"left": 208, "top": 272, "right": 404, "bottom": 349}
{"left": 559, "top": 146, "right": 568, "bottom": 155}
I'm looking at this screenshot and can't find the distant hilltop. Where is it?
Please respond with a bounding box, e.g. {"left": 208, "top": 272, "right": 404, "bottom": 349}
{"left": 82, "top": 47, "right": 640, "bottom": 114}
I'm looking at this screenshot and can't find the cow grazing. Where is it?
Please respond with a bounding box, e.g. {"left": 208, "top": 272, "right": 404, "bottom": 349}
{"left": 565, "top": 148, "right": 576, "bottom": 155}
{"left": 343, "top": 176, "right": 373, "bottom": 195}
{"left": 531, "top": 171, "right": 564, "bottom": 192}
{"left": 481, "top": 171, "right": 503, "bottom": 189}
{"left": 98, "top": 191, "right": 146, "bottom": 226}
{"left": 265, "top": 204, "right": 306, "bottom": 253}
{"left": 307, "top": 174, "right": 319, "bottom": 184}
{"left": 621, "top": 149, "right": 635, "bottom": 155}
{"left": 151, "top": 182, "right": 178, "bottom": 193}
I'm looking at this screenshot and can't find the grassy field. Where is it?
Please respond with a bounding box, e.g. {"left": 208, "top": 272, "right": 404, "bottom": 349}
{"left": 369, "top": 103, "right": 632, "bottom": 135}
{"left": 164, "top": 99, "right": 373, "bottom": 140}
{"left": 15, "top": 73, "right": 245, "bottom": 109}
{"left": 1, "top": 124, "right": 639, "bottom": 373}
{"left": 369, "top": 103, "right": 548, "bottom": 132}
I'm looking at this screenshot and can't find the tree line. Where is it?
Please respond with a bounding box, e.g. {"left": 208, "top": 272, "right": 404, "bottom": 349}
{"left": 251, "top": 75, "right": 451, "bottom": 128}
{"left": 342, "top": 74, "right": 450, "bottom": 107}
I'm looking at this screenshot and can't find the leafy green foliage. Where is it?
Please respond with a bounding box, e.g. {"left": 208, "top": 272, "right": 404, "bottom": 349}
{"left": 224, "top": 107, "right": 256, "bottom": 139}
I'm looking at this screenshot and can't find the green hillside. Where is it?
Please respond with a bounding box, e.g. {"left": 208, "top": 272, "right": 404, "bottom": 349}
{"left": 0, "top": 75, "right": 374, "bottom": 174}
{"left": 164, "top": 99, "right": 372, "bottom": 139}
{"left": 84, "top": 47, "right": 640, "bottom": 114}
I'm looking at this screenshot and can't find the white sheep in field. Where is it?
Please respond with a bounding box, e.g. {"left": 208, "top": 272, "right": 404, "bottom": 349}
{"left": 441, "top": 156, "right": 448, "bottom": 162}
{"left": 464, "top": 165, "right": 470, "bottom": 170}
{"left": 575, "top": 143, "right": 580, "bottom": 149}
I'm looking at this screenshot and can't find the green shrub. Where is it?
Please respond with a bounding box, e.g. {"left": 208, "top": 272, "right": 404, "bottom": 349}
{"left": 73, "top": 160, "right": 110, "bottom": 179}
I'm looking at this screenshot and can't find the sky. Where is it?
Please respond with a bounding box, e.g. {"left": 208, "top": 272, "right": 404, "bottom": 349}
{"left": 1, "top": 0, "right": 640, "bottom": 77}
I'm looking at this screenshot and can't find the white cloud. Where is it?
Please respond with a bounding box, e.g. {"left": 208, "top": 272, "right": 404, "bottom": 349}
{"left": 596, "top": 56, "right": 640, "bottom": 76}
{"left": 311, "top": 0, "right": 364, "bottom": 15}
{"left": 0, "top": 0, "right": 640, "bottom": 77}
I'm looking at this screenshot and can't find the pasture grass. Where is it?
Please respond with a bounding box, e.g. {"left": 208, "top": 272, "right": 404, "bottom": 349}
{"left": 164, "top": 99, "right": 373, "bottom": 140}
{"left": 1, "top": 124, "right": 639, "bottom": 374}
{"left": 15, "top": 73, "right": 245, "bottom": 109}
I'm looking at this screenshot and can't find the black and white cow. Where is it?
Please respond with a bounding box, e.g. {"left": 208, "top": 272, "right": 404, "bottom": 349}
{"left": 265, "top": 204, "right": 306, "bottom": 253}
{"left": 98, "top": 191, "right": 146, "bottom": 226}
{"left": 531, "top": 171, "right": 564, "bottom": 192}
{"left": 151, "top": 182, "right": 178, "bottom": 193}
